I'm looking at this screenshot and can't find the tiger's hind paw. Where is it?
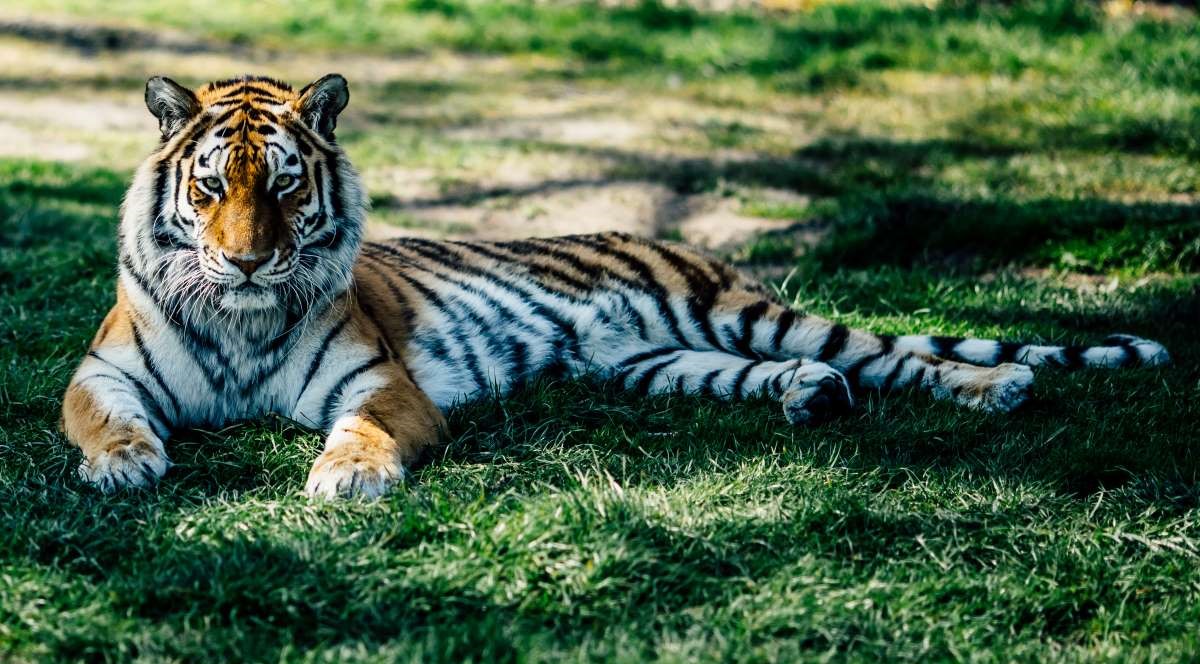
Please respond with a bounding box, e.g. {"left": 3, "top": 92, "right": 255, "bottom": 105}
{"left": 957, "top": 363, "right": 1034, "bottom": 414}
{"left": 781, "top": 363, "right": 854, "bottom": 426}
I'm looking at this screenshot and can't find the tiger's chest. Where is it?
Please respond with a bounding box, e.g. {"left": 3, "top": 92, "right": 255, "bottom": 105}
{"left": 142, "top": 314, "right": 318, "bottom": 427}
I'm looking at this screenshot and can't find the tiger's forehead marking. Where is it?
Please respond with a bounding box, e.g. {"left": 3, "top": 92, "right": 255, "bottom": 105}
{"left": 191, "top": 76, "right": 302, "bottom": 177}
{"left": 194, "top": 76, "right": 296, "bottom": 147}
{"left": 197, "top": 75, "right": 296, "bottom": 106}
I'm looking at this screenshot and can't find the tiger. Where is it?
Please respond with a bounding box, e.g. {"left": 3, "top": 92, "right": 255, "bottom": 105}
{"left": 61, "top": 74, "right": 1171, "bottom": 498}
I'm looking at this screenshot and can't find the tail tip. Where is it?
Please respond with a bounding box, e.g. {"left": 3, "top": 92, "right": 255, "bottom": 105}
{"left": 1104, "top": 334, "right": 1171, "bottom": 367}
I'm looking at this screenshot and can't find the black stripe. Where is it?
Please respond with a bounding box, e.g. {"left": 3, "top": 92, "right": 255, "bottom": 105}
{"left": 930, "top": 335, "right": 961, "bottom": 359}
{"left": 130, "top": 320, "right": 182, "bottom": 417}
{"left": 997, "top": 341, "right": 1023, "bottom": 364}
{"left": 206, "top": 105, "right": 243, "bottom": 133}
{"left": 307, "top": 160, "right": 328, "bottom": 236}
{"left": 842, "top": 353, "right": 882, "bottom": 388}
{"left": 878, "top": 334, "right": 896, "bottom": 356}
{"left": 170, "top": 161, "right": 184, "bottom": 225}
{"left": 86, "top": 352, "right": 171, "bottom": 437}
{"left": 772, "top": 310, "right": 797, "bottom": 352}
{"left": 614, "top": 292, "right": 651, "bottom": 341}
{"left": 699, "top": 369, "right": 723, "bottom": 397}
{"left": 618, "top": 347, "right": 681, "bottom": 367}
{"left": 729, "top": 362, "right": 757, "bottom": 399}
{"left": 501, "top": 238, "right": 605, "bottom": 283}
{"left": 633, "top": 356, "right": 682, "bottom": 395}
{"left": 309, "top": 140, "right": 346, "bottom": 219}
{"left": 640, "top": 241, "right": 725, "bottom": 351}
{"left": 733, "top": 301, "right": 770, "bottom": 358}
{"left": 151, "top": 162, "right": 170, "bottom": 238}
{"left": 214, "top": 84, "right": 286, "bottom": 102}
{"left": 1061, "top": 346, "right": 1085, "bottom": 369}
{"left": 817, "top": 324, "right": 850, "bottom": 362}
{"left": 174, "top": 114, "right": 215, "bottom": 160}
{"left": 770, "top": 370, "right": 786, "bottom": 398}
{"left": 319, "top": 343, "right": 389, "bottom": 429}
{"left": 769, "top": 360, "right": 801, "bottom": 398}
{"left": 910, "top": 366, "right": 928, "bottom": 389}
{"left": 509, "top": 340, "right": 529, "bottom": 389}
{"left": 879, "top": 354, "right": 911, "bottom": 393}
{"left": 840, "top": 331, "right": 895, "bottom": 386}
{"left": 1115, "top": 343, "right": 1138, "bottom": 368}
{"left": 298, "top": 315, "right": 349, "bottom": 400}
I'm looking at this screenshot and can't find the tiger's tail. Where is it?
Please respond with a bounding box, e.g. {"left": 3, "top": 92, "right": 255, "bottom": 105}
{"left": 889, "top": 333, "right": 1170, "bottom": 369}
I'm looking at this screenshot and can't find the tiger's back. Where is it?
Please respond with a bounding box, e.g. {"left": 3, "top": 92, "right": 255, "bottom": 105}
{"left": 354, "top": 232, "right": 775, "bottom": 409}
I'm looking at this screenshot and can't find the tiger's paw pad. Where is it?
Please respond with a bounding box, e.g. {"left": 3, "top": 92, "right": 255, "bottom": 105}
{"left": 79, "top": 437, "right": 170, "bottom": 494}
{"left": 305, "top": 447, "right": 404, "bottom": 500}
{"left": 962, "top": 363, "right": 1034, "bottom": 414}
{"left": 782, "top": 364, "right": 854, "bottom": 426}
{"left": 1103, "top": 334, "right": 1170, "bottom": 367}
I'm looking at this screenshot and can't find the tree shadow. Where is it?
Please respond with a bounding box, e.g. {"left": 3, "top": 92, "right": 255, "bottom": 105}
{"left": 366, "top": 131, "right": 1198, "bottom": 273}
{"left": 0, "top": 160, "right": 126, "bottom": 250}
{"left": 0, "top": 17, "right": 240, "bottom": 56}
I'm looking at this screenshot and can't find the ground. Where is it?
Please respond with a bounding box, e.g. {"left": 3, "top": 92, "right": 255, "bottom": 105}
{"left": 1, "top": 1, "right": 1199, "bottom": 661}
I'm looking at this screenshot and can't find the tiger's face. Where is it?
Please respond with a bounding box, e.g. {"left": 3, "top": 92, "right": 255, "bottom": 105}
{"left": 133, "top": 74, "right": 362, "bottom": 316}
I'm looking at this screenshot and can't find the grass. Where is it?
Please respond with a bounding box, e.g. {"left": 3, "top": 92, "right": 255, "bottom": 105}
{"left": 2, "top": 0, "right": 1200, "bottom": 661}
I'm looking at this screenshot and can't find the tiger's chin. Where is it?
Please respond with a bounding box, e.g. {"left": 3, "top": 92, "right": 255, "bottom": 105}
{"left": 218, "top": 286, "right": 280, "bottom": 312}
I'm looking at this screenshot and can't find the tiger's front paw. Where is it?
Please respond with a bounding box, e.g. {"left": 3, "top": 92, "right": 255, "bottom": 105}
{"left": 305, "top": 443, "right": 405, "bottom": 500}
{"left": 78, "top": 436, "right": 170, "bottom": 494}
{"left": 782, "top": 362, "right": 854, "bottom": 426}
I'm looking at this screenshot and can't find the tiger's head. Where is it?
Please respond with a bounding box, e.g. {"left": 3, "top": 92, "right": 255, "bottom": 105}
{"left": 121, "top": 74, "right": 364, "bottom": 319}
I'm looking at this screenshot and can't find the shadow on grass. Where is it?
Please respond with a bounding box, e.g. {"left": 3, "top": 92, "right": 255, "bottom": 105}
{"left": 368, "top": 134, "right": 1199, "bottom": 273}
{"left": 0, "top": 159, "right": 126, "bottom": 250}
{"left": 0, "top": 16, "right": 239, "bottom": 55}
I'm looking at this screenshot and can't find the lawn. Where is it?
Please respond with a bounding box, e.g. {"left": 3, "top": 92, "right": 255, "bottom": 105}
{"left": 1, "top": 1, "right": 1199, "bottom": 661}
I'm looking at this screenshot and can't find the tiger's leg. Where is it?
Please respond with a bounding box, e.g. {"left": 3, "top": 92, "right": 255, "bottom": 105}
{"left": 294, "top": 353, "right": 445, "bottom": 499}
{"left": 708, "top": 295, "right": 1036, "bottom": 413}
{"left": 770, "top": 316, "right": 1036, "bottom": 413}
{"left": 62, "top": 308, "right": 175, "bottom": 493}
{"left": 610, "top": 348, "right": 853, "bottom": 425}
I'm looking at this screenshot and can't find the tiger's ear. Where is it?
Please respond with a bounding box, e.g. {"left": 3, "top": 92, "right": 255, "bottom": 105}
{"left": 296, "top": 73, "right": 349, "bottom": 141}
{"left": 145, "top": 76, "right": 200, "bottom": 140}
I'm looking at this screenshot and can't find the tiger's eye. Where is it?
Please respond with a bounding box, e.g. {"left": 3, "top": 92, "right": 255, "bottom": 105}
{"left": 200, "top": 176, "right": 222, "bottom": 192}
{"left": 274, "top": 174, "right": 295, "bottom": 190}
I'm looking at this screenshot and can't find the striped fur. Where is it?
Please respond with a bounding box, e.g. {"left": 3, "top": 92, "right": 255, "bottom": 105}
{"left": 61, "top": 75, "right": 1171, "bottom": 498}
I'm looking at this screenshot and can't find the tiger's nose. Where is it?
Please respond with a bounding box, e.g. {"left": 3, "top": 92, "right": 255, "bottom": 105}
{"left": 225, "top": 251, "right": 272, "bottom": 277}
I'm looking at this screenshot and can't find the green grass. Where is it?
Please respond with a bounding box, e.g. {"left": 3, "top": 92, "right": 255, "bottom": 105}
{"left": 3, "top": 1, "right": 1200, "bottom": 661}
